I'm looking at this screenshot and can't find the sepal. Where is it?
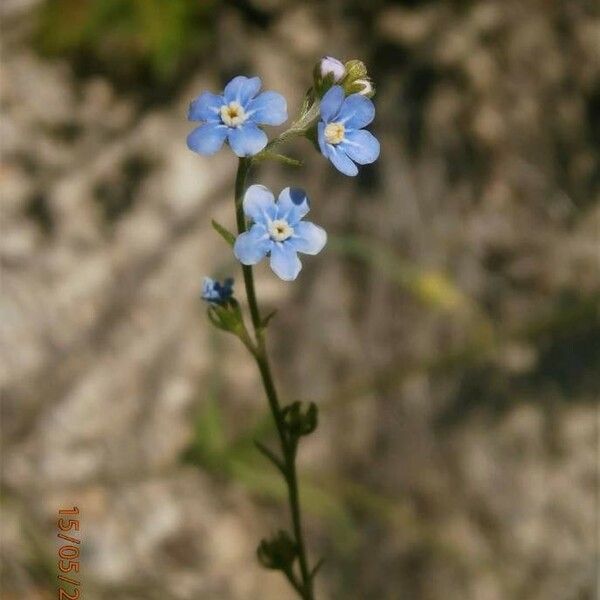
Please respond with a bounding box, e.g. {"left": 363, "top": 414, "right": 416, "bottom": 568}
{"left": 206, "top": 300, "right": 254, "bottom": 352}
{"left": 313, "top": 70, "right": 336, "bottom": 97}
{"left": 304, "top": 125, "right": 320, "bottom": 152}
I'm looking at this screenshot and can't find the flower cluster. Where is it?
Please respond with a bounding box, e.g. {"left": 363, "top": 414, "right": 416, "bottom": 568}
{"left": 190, "top": 56, "right": 379, "bottom": 282}
{"left": 191, "top": 57, "right": 378, "bottom": 599}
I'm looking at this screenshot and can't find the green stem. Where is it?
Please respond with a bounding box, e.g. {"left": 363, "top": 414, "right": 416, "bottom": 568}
{"left": 258, "top": 102, "right": 321, "bottom": 158}
{"left": 234, "top": 159, "right": 262, "bottom": 331}
{"left": 234, "top": 158, "right": 315, "bottom": 599}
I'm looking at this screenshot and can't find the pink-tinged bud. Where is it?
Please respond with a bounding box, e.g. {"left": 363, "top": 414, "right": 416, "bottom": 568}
{"left": 319, "top": 56, "right": 346, "bottom": 83}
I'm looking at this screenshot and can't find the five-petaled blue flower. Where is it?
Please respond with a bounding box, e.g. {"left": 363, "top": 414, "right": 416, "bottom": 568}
{"left": 187, "top": 76, "right": 287, "bottom": 158}
{"left": 317, "top": 85, "right": 380, "bottom": 176}
{"left": 202, "top": 277, "right": 234, "bottom": 305}
{"left": 234, "top": 185, "right": 327, "bottom": 281}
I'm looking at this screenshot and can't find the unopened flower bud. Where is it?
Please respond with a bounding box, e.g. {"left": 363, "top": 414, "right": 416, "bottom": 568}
{"left": 313, "top": 56, "right": 346, "bottom": 97}
{"left": 347, "top": 78, "right": 375, "bottom": 98}
{"left": 342, "top": 60, "right": 375, "bottom": 97}
{"left": 319, "top": 56, "right": 346, "bottom": 82}
{"left": 343, "top": 59, "right": 368, "bottom": 83}
{"left": 257, "top": 530, "right": 297, "bottom": 570}
{"left": 282, "top": 401, "right": 318, "bottom": 437}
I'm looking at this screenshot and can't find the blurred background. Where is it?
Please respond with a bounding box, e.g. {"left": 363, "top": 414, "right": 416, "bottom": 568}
{"left": 1, "top": 0, "right": 599, "bottom": 598}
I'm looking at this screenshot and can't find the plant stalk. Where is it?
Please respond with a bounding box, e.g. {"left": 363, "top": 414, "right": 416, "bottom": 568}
{"left": 234, "top": 157, "right": 315, "bottom": 599}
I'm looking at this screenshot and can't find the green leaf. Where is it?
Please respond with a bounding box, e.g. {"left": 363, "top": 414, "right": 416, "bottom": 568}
{"left": 211, "top": 219, "right": 236, "bottom": 247}
{"left": 254, "top": 440, "right": 285, "bottom": 474}
{"left": 260, "top": 310, "right": 278, "bottom": 330}
{"left": 257, "top": 152, "right": 303, "bottom": 167}
{"left": 310, "top": 558, "right": 325, "bottom": 580}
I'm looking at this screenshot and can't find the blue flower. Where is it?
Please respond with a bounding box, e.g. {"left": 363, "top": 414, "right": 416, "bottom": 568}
{"left": 234, "top": 185, "right": 327, "bottom": 281}
{"left": 187, "top": 76, "right": 287, "bottom": 158}
{"left": 317, "top": 85, "right": 380, "bottom": 176}
{"left": 202, "top": 277, "right": 234, "bottom": 305}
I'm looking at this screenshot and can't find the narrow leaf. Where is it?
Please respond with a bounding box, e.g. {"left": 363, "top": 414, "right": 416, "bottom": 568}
{"left": 207, "top": 307, "right": 226, "bottom": 331}
{"left": 260, "top": 310, "right": 278, "bottom": 330}
{"left": 257, "top": 151, "right": 303, "bottom": 167}
{"left": 211, "top": 219, "right": 236, "bottom": 247}
{"left": 310, "top": 557, "right": 325, "bottom": 580}
{"left": 254, "top": 440, "right": 285, "bottom": 474}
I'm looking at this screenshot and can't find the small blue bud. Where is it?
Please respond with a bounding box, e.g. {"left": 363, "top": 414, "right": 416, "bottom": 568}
{"left": 201, "top": 277, "right": 234, "bottom": 305}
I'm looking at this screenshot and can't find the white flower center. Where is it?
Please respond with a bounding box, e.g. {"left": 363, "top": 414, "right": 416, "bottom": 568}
{"left": 268, "top": 219, "right": 294, "bottom": 242}
{"left": 220, "top": 101, "right": 247, "bottom": 127}
{"left": 324, "top": 122, "right": 345, "bottom": 145}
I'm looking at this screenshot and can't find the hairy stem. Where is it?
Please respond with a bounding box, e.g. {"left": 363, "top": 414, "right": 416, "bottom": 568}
{"left": 259, "top": 102, "right": 321, "bottom": 158}
{"left": 234, "top": 158, "right": 315, "bottom": 599}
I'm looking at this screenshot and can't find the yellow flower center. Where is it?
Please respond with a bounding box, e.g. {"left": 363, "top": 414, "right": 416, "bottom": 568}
{"left": 220, "top": 101, "right": 247, "bottom": 127}
{"left": 324, "top": 122, "right": 346, "bottom": 145}
{"left": 268, "top": 219, "right": 294, "bottom": 242}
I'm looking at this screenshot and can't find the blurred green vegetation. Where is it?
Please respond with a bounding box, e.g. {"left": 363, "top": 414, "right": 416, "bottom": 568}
{"left": 182, "top": 238, "right": 599, "bottom": 551}
{"left": 330, "top": 235, "right": 470, "bottom": 313}
{"left": 182, "top": 238, "right": 599, "bottom": 578}
{"left": 34, "top": 0, "right": 218, "bottom": 94}
{"left": 181, "top": 390, "right": 466, "bottom": 561}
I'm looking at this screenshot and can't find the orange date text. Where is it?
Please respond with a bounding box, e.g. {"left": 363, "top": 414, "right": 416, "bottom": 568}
{"left": 57, "top": 507, "right": 81, "bottom": 600}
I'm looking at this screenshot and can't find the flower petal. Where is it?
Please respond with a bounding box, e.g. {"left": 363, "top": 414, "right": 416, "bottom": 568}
{"left": 317, "top": 122, "right": 328, "bottom": 156}
{"left": 244, "top": 185, "right": 277, "bottom": 223}
{"left": 270, "top": 243, "right": 302, "bottom": 281}
{"left": 188, "top": 92, "right": 223, "bottom": 122}
{"left": 290, "top": 221, "right": 327, "bottom": 255}
{"left": 326, "top": 144, "right": 359, "bottom": 176}
{"left": 319, "top": 85, "right": 345, "bottom": 122}
{"left": 223, "top": 76, "right": 262, "bottom": 105}
{"left": 187, "top": 123, "right": 228, "bottom": 155}
{"left": 233, "top": 224, "right": 271, "bottom": 265}
{"left": 339, "top": 93, "right": 375, "bottom": 129}
{"left": 247, "top": 91, "right": 288, "bottom": 126}
{"left": 342, "top": 129, "right": 380, "bottom": 164}
{"left": 276, "top": 187, "right": 310, "bottom": 224}
{"left": 202, "top": 277, "right": 216, "bottom": 299}
{"left": 227, "top": 123, "right": 268, "bottom": 157}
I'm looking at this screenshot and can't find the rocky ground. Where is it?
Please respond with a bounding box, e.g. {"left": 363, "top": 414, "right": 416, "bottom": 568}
{"left": 1, "top": 1, "right": 598, "bottom": 599}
